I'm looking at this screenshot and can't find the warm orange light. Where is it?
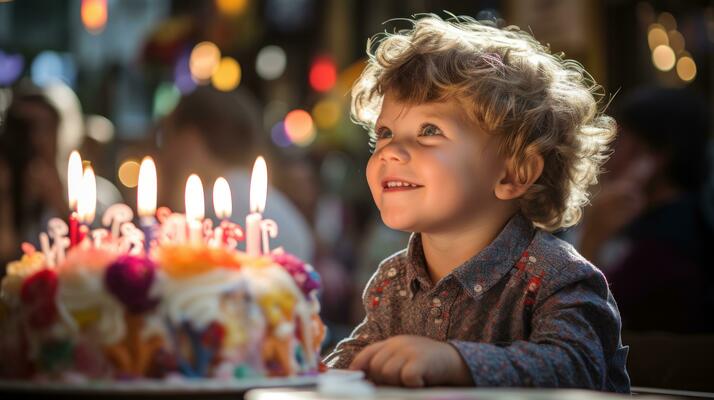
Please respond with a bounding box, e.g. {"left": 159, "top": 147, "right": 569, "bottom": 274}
{"left": 190, "top": 41, "right": 221, "bottom": 82}
{"left": 249, "top": 157, "right": 267, "bottom": 213}
{"left": 213, "top": 177, "right": 232, "bottom": 219}
{"left": 185, "top": 174, "right": 205, "bottom": 222}
{"left": 137, "top": 157, "right": 157, "bottom": 217}
{"left": 284, "top": 109, "right": 316, "bottom": 146}
{"left": 215, "top": 0, "right": 248, "bottom": 16}
{"left": 78, "top": 166, "right": 96, "bottom": 224}
{"left": 68, "top": 151, "right": 83, "bottom": 211}
{"left": 211, "top": 57, "right": 241, "bottom": 91}
{"left": 652, "top": 45, "right": 676, "bottom": 71}
{"left": 81, "top": 0, "right": 108, "bottom": 34}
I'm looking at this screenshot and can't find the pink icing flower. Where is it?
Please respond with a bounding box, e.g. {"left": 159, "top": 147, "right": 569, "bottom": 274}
{"left": 104, "top": 255, "right": 159, "bottom": 314}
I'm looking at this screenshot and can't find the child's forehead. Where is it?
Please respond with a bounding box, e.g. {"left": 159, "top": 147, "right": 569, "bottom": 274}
{"left": 377, "top": 94, "right": 471, "bottom": 125}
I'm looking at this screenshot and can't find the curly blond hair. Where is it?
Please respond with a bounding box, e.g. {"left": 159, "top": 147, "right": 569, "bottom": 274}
{"left": 352, "top": 14, "right": 616, "bottom": 232}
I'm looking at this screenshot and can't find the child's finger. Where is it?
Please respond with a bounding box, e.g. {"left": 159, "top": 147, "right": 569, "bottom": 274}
{"left": 349, "top": 341, "right": 386, "bottom": 371}
{"left": 400, "top": 358, "right": 426, "bottom": 388}
{"left": 377, "top": 352, "right": 408, "bottom": 386}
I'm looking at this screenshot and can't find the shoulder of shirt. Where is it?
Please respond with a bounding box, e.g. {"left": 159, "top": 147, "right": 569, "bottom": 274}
{"left": 360, "top": 248, "right": 409, "bottom": 300}
{"left": 524, "top": 228, "right": 609, "bottom": 298}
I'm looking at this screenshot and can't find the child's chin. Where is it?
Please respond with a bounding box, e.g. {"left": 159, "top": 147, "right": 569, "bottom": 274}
{"left": 381, "top": 214, "right": 418, "bottom": 232}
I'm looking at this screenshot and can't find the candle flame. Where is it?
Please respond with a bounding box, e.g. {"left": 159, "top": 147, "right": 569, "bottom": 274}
{"left": 137, "top": 157, "right": 157, "bottom": 217}
{"left": 213, "top": 177, "right": 232, "bottom": 219}
{"left": 77, "top": 166, "right": 96, "bottom": 224}
{"left": 249, "top": 156, "right": 267, "bottom": 213}
{"left": 185, "top": 174, "right": 205, "bottom": 222}
{"left": 68, "top": 151, "right": 83, "bottom": 211}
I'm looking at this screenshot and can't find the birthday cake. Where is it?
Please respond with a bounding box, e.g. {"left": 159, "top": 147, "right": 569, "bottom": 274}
{"left": 0, "top": 156, "right": 326, "bottom": 382}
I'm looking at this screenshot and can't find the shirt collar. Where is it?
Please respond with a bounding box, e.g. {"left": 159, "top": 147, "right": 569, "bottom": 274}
{"left": 405, "top": 212, "right": 535, "bottom": 298}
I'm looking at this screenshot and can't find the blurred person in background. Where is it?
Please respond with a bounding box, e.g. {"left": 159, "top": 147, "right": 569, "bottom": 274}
{"left": 158, "top": 86, "right": 314, "bottom": 262}
{"left": 0, "top": 83, "right": 66, "bottom": 267}
{"left": 577, "top": 87, "right": 714, "bottom": 333}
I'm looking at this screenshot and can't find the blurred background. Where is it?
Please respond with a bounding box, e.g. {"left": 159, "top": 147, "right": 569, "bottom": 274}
{"left": 0, "top": 0, "right": 712, "bottom": 390}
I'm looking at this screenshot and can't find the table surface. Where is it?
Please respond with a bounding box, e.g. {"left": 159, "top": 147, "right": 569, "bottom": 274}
{"left": 246, "top": 386, "right": 676, "bottom": 400}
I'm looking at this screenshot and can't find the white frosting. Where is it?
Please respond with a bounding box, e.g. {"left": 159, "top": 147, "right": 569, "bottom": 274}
{"left": 57, "top": 264, "right": 126, "bottom": 345}
{"left": 155, "top": 267, "right": 244, "bottom": 330}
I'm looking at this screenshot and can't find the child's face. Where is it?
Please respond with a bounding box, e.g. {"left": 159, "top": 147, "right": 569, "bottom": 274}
{"left": 366, "top": 94, "right": 506, "bottom": 233}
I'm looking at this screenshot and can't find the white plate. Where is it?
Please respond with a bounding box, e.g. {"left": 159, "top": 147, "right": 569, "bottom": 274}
{"left": 0, "top": 369, "right": 364, "bottom": 394}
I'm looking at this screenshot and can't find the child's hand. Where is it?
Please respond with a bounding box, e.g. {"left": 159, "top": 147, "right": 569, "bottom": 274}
{"left": 348, "top": 335, "right": 472, "bottom": 387}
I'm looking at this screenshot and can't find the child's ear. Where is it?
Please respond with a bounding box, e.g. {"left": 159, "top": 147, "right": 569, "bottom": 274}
{"left": 494, "top": 153, "right": 544, "bottom": 200}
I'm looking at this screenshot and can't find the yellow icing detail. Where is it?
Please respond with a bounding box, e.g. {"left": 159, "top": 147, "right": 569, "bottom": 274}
{"left": 72, "top": 307, "right": 101, "bottom": 328}
{"left": 6, "top": 252, "right": 45, "bottom": 276}
{"left": 258, "top": 291, "right": 295, "bottom": 327}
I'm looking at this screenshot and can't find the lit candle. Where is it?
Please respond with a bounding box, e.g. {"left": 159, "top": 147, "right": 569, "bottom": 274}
{"left": 67, "top": 151, "right": 83, "bottom": 247}
{"left": 212, "top": 177, "right": 231, "bottom": 247}
{"left": 138, "top": 157, "right": 157, "bottom": 253}
{"left": 77, "top": 165, "right": 96, "bottom": 245}
{"left": 185, "top": 174, "right": 205, "bottom": 245}
{"left": 246, "top": 157, "right": 267, "bottom": 256}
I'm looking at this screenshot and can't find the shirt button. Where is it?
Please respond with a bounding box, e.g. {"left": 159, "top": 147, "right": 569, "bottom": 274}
{"left": 432, "top": 297, "right": 442, "bottom": 306}
{"left": 434, "top": 318, "right": 443, "bottom": 325}
{"left": 474, "top": 284, "right": 483, "bottom": 293}
{"left": 387, "top": 267, "right": 397, "bottom": 277}
{"left": 430, "top": 307, "right": 440, "bottom": 316}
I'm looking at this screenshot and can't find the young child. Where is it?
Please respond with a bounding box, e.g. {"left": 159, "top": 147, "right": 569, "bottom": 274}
{"left": 323, "top": 15, "right": 630, "bottom": 392}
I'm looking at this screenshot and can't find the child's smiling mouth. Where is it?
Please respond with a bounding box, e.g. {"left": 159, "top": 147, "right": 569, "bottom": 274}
{"left": 381, "top": 178, "right": 423, "bottom": 192}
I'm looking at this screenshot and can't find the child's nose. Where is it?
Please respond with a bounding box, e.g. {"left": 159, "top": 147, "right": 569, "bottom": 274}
{"left": 378, "top": 141, "right": 411, "bottom": 163}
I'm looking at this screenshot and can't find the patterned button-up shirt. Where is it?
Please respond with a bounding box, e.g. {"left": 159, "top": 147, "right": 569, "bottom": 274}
{"left": 324, "top": 212, "right": 630, "bottom": 393}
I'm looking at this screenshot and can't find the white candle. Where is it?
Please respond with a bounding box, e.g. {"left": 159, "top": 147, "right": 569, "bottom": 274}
{"left": 246, "top": 157, "right": 267, "bottom": 256}
{"left": 185, "top": 174, "right": 205, "bottom": 245}
{"left": 77, "top": 166, "right": 96, "bottom": 245}
{"left": 138, "top": 157, "right": 158, "bottom": 253}
{"left": 212, "top": 177, "right": 232, "bottom": 247}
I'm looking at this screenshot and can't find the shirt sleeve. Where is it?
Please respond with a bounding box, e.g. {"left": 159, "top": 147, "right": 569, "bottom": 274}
{"left": 449, "top": 267, "right": 628, "bottom": 391}
{"left": 322, "top": 267, "right": 388, "bottom": 369}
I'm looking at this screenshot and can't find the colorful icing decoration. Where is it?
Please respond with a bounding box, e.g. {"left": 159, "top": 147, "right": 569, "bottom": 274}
{"left": 20, "top": 268, "right": 59, "bottom": 329}
{"left": 104, "top": 255, "right": 159, "bottom": 314}
{"left": 272, "top": 253, "right": 321, "bottom": 297}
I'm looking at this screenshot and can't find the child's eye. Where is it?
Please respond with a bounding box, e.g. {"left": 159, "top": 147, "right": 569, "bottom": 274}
{"left": 375, "top": 127, "right": 393, "bottom": 140}
{"left": 419, "top": 123, "right": 443, "bottom": 137}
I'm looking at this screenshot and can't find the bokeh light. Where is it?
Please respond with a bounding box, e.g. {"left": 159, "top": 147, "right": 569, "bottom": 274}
{"left": 31, "top": 51, "right": 77, "bottom": 87}
{"left": 651, "top": 45, "right": 676, "bottom": 71}
{"left": 255, "top": 45, "right": 286, "bottom": 80}
{"left": 81, "top": 0, "right": 108, "bottom": 34}
{"left": 271, "top": 121, "right": 291, "bottom": 148}
{"left": 676, "top": 55, "right": 697, "bottom": 82}
{"left": 153, "top": 82, "right": 181, "bottom": 119}
{"left": 118, "top": 159, "right": 140, "bottom": 188}
{"left": 312, "top": 99, "right": 341, "bottom": 130}
{"left": 284, "top": 109, "right": 316, "bottom": 146}
{"left": 211, "top": 57, "right": 241, "bottom": 91}
{"left": 215, "top": 0, "right": 248, "bottom": 16}
{"left": 189, "top": 41, "right": 221, "bottom": 82}
{"left": 174, "top": 50, "right": 196, "bottom": 94}
{"left": 647, "top": 24, "right": 668, "bottom": 50}
{"left": 657, "top": 12, "right": 677, "bottom": 31}
{"left": 309, "top": 57, "right": 337, "bottom": 92}
{"left": 0, "top": 50, "right": 24, "bottom": 86}
{"left": 667, "top": 30, "right": 686, "bottom": 54}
